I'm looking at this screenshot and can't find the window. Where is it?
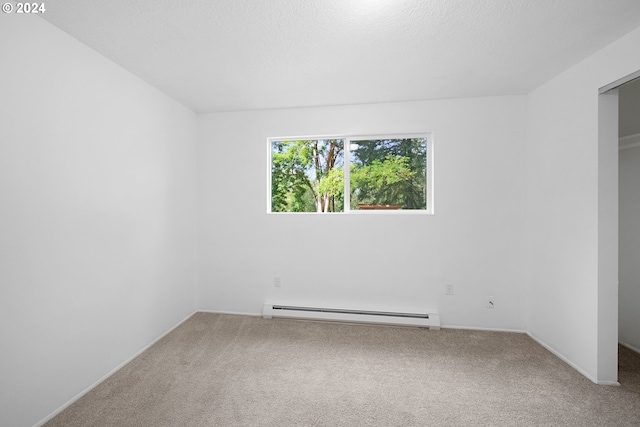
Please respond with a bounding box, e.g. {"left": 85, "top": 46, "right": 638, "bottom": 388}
{"left": 268, "top": 134, "right": 433, "bottom": 214}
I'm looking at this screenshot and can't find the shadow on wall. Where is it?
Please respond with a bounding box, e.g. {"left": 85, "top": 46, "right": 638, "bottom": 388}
{"left": 618, "top": 77, "right": 640, "bottom": 354}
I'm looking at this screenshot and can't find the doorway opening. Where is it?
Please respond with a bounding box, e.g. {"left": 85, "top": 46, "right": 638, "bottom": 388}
{"left": 600, "top": 72, "right": 640, "bottom": 385}
{"left": 597, "top": 71, "right": 640, "bottom": 384}
{"left": 618, "top": 78, "right": 640, "bottom": 378}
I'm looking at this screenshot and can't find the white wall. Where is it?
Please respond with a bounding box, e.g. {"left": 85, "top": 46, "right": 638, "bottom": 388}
{"left": 197, "top": 97, "right": 527, "bottom": 330}
{"left": 0, "top": 15, "right": 197, "bottom": 427}
{"left": 619, "top": 78, "right": 640, "bottom": 138}
{"left": 619, "top": 146, "right": 640, "bottom": 352}
{"left": 525, "top": 26, "right": 640, "bottom": 384}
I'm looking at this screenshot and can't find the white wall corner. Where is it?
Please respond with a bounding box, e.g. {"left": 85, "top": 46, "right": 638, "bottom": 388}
{"left": 597, "top": 90, "right": 620, "bottom": 385}
{"left": 526, "top": 332, "right": 620, "bottom": 386}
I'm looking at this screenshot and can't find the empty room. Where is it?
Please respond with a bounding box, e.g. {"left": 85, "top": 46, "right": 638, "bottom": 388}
{"left": 2, "top": 1, "right": 640, "bottom": 426}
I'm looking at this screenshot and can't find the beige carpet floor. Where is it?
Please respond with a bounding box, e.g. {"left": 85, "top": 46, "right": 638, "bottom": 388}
{"left": 45, "top": 313, "right": 640, "bottom": 426}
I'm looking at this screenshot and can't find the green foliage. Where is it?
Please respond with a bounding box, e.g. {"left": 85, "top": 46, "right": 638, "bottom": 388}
{"left": 350, "top": 138, "right": 427, "bottom": 210}
{"left": 271, "top": 139, "right": 344, "bottom": 212}
{"left": 271, "top": 141, "right": 314, "bottom": 212}
{"left": 350, "top": 156, "right": 414, "bottom": 208}
{"left": 271, "top": 137, "right": 427, "bottom": 212}
{"left": 318, "top": 167, "right": 344, "bottom": 197}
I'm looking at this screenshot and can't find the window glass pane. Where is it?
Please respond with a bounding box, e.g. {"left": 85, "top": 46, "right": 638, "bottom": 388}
{"left": 349, "top": 138, "right": 427, "bottom": 210}
{"left": 271, "top": 139, "right": 344, "bottom": 212}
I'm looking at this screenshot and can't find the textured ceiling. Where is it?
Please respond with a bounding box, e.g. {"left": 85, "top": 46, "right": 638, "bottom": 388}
{"left": 40, "top": 0, "right": 640, "bottom": 113}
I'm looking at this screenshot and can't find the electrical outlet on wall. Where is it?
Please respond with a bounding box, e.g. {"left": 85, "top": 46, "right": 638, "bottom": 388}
{"left": 274, "top": 276, "right": 282, "bottom": 288}
{"left": 445, "top": 284, "right": 454, "bottom": 295}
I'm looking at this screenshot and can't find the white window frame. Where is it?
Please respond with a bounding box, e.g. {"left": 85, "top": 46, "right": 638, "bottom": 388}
{"left": 267, "top": 133, "right": 434, "bottom": 214}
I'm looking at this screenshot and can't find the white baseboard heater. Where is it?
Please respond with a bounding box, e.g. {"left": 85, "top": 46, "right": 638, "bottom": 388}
{"left": 262, "top": 304, "right": 440, "bottom": 329}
